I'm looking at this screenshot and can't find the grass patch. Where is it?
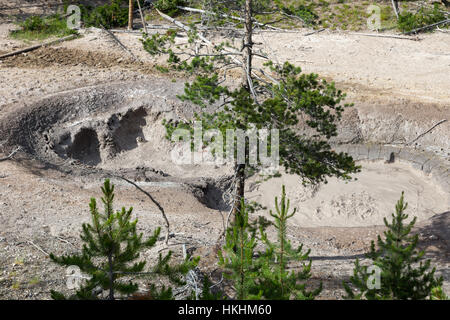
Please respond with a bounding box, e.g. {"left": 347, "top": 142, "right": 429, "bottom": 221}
{"left": 10, "top": 14, "right": 78, "bottom": 41}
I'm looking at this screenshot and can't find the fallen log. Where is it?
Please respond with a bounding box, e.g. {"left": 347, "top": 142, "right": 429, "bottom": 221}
{"left": 303, "top": 28, "right": 326, "bottom": 36}
{"left": 348, "top": 32, "right": 421, "bottom": 41}
{"left": 406, "top": 119, "right": 447, "bottom": 146}
{"left": 176, "top": 5, "right": 282, "bottom": 31}
{"left": 403, "top": 19, "right": 450, "bottom": 35}
{"left": 0, "top": 146, "right": 21, "bottom": 162}
{"left": 101, "top": 25, "right": 139, "bottom": 61}
{"left": 0, "top": 3, "right": 63, "bottom": 10}
{"left": 0, "top": 34, "right": 78, "bottom": 60}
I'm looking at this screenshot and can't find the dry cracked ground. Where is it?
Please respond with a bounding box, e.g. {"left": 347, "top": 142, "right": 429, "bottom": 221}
{"left": 0, "top": 3, "right": 449, "bottom": 300}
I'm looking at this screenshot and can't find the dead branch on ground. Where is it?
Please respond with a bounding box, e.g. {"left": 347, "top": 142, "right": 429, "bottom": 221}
{"left": 0, "top": 146, "right": 21, "bottom": 162}
{"left": 406, "top": 119, "right": 447, "bottom": 146}
{"left": 114, "top": 175, "right": 171, "bottom": 245}
{"left": 0, "top": 35, "right": 78, "bottom": 60}
{"left": 403, "top": 18, "right": 450, "bottom": 35}
{"left": 349, "top": 32, "right": 421, "bottom": 41}
{"left": 101, "top": 25, "right": 139, "bottom": 61}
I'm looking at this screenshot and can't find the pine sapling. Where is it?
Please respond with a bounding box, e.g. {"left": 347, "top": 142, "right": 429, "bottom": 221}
{"left": 343, "top": 192, "right": 443, "bottom": 300}
{"left": 258, "top": 185, "right": 321, "bottom": 300}
{"left": 50, "top": 179, "right": 197, "bottom": 300}
{"left": 218, "top": 199, "right": 262, "bottom": 300}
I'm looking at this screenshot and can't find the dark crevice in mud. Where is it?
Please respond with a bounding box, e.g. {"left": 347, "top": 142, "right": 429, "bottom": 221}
{"left": 110, "top": 107, "right": 148, "bottom": 153}
{"left": 67, "top": 128, "right": 101, "bottom": 166}
{"left": 190, "top": 177, "right": 233, "bottom": 211}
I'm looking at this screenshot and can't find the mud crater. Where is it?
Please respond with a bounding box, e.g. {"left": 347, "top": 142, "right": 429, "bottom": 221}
{"left": 0, "top": 80, "right": 448, "bottom": 220}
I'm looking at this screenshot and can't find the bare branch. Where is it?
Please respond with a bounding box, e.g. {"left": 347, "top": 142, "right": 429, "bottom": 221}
{"left": 114, "top": 175, "right": 171, "bottom": 245}
{"left": 136, "top": 0, "right": 148, "bottom": 34}
{"left": 407, "top": 119, "right": 447, "bottom": 145}
{"left": 0, "top": 146, "right": 21, "bottom": 162}
{"left": 349, "top": 32, "right": 421, "bottom": 41}
{"left": 176, "top": 5, "right": 280, "bottom": 30}
{"left": 0, "top": 35, "right": 78, "bottom": 60}
{"left": 101, "top": 25, "right": 139, "bottom": 61}
{"left": 403, "top": 18, "right": 450, "bottom": 35}
{"left": 27, "top": 240, "right": 49, "bottom": 256}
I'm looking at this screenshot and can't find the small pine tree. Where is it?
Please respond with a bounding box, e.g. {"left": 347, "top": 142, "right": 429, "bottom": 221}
{"left": 218, "top": 199, "right": 262, "bottom": 300}
{"left": 343, "top": 192, "right": 443, "bottom": 300}
{"left": 50, "top": 179, "right": 196, "bottom": 300}
{"left": 190, "top": 276, "right": 227, "bottom": 300}
{"left": 257, "top": 185, "right": 321, "bottom": 300}
{"left": 431, "top": 286, "right": 449, "bottom": 300}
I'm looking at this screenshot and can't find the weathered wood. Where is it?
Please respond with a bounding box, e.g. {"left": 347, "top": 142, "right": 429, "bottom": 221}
{"left": 403, "top": 19, "right": 450, "bottom": 35}
{"left": 407, "top": 119, "right": 447, "bottom": 145}
{"left": 28, "top": 240, "right": 49, "bottom": 256}
{"left": 436, "top": 27, "right": 450, "bottom": 33}
{"left": 115, "top": 175, "right": 171, "bottom": 245}
{"left": 391, "top": 0, "right": 400, "bottom": 20}
{"left": 0, "top": 34, "right": 78, "bottom": 60}
{"left": 303, "top": 28, "right": 325, "bottom": 36}
{"left": 349, "top": 32, "right": 421, "bottom": 41}
{"left": 176, "top": 5, "right": 281, "bottom": 30}
{"left": 128, "top": 0, "right": 134, "bottom": 30}
{"left": 0, "top": 3, "right": 62, "bottom": 10}
{"left": 101, "top": 25, "right": 139, "bottom": 61}
{"left": 0, "top": 147, "right": 21, "bottom": 162}
{"left": 136, "top": 0, "right": 148, "bottom": 34}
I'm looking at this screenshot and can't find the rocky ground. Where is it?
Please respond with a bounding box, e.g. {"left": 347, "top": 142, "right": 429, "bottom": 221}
{"left": 0, "top": 2, "right": 449, "bottom": 300}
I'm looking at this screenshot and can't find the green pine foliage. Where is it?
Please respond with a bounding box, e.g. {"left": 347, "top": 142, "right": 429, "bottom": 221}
{"left": 397, "top": 3, "right": 447, "bottom": 33}
{"left": 257, "top": 185, "right": 322, "bottom": 299}
{"left": 65, "top": 0, "right": 129, "bottom": 29}
{"left": 218, "top": 198, "right": 263, "bottom": 300}
{"left": 343, "top": 192, "right": 443, "bottom": 300}
{"left": 431, "top": 286, "right": 449, "bottom": 300}
{"left": 50, "top": 179, "right": 197, "bottom": 300}
{"left": 191, "top": 276, "right": 227, "bottom": 300}
{"left": 154, "top": 0, "right": 187, "bottom": 16}
{"left": 217, "top": 187, "right": 319, "bottom": 300}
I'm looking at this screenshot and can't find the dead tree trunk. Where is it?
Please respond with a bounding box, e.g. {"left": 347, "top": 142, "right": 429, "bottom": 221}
{"left": 128, "top": 0, "right": 134, "bottom": 30}
{"left": 232, "top": 0, "right": 253, "bottom": 220}
{"left": 391, "top": 0, "right": 400, "bottom": 19}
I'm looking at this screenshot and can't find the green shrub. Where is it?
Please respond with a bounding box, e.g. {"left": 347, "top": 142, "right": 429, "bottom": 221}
{"left": 282, "top": 4, "right": 319, "bottom": 26}
{"left": 10, "top": 14, "right": 78, "bottom": 40}
{"left": 398, "top": 4, "right": 447, "bottom": 33}
{"left": 154, "top": 0, "right": 186, "bottom": 16}
{"left": 81, "top": 0, "right": 129, "bottom": 29}
{"left": 50, "top": 179, "right": 198, "bottom": 300}
{"left": 431, "top": 286, "right": 449, "bottom": 300}
{"left": 343, "top": 192, "right": 443, "bottom": 300}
